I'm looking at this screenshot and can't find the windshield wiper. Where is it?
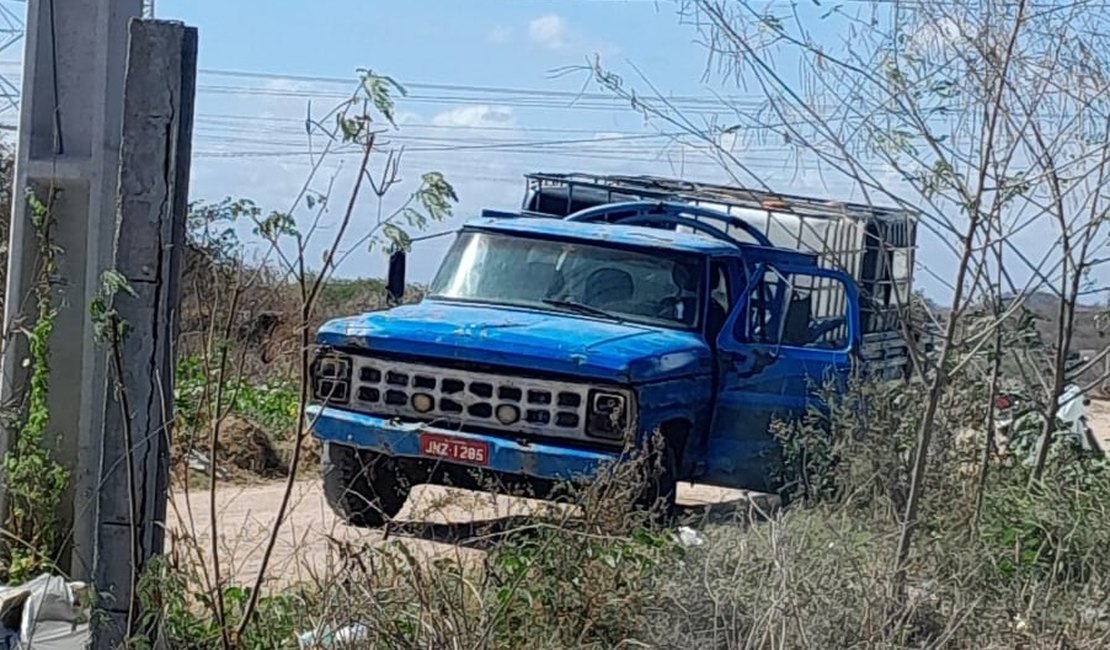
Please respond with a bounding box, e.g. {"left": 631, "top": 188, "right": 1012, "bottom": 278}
{"left": 541, "top": 298, "right": 624, "bottom": 323}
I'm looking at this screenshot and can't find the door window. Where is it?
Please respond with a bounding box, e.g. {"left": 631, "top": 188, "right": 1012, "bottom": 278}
{"left": 740, "top": 266, "right": 851, "bottom": 350}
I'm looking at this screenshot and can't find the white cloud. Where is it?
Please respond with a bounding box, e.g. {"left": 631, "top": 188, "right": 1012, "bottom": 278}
{"left": 907, "top": 16, "right": 963, "bottom": 55}
{"left": 486, "top": 25, "right": 513, "bottom": 45}
{"left": 528, "top": 14, "right": 569, "bottom": 50}
{"left": 718, "top": 131, "right": 739, "bottom": 152}
{"left": 431, "top": 105, "right": 515, "bottom": 128}
{"left": 393, "top": 110, "right": 421, "bottom": 126}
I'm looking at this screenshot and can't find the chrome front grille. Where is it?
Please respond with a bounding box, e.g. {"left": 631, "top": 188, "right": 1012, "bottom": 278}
{"left": 347, "top": 357, "right": 612, "bottom": 442}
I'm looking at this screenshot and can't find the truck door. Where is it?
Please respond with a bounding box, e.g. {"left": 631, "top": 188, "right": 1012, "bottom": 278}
{"left": 702, "top": 262, "right": 860, "bottom": 493}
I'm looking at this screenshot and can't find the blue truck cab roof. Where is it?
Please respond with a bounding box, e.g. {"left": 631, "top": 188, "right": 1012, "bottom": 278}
{"left": 466, "top": 211, "right": 819, "bottom": 266}
{"left": 463, "top": 215, "right": 741, "bottom": 256}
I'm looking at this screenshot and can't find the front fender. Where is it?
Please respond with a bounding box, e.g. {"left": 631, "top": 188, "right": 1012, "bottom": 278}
{"left": 635, "top": 373, "right": 713, "bottom": 475}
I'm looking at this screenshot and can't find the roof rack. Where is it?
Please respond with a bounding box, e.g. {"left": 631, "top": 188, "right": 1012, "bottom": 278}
{"left": 524, "top": 172, "right": 911, "bottom": 224}
{"left": 520, "top": 171, "right": 917, "bottom": 338}
{"left": 563, "top": 200, "right": 774, "bottom": 248}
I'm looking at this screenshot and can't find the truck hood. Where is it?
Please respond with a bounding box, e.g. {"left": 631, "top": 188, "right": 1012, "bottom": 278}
{"left": 316, "top": 300, "right": 711, "bottom": 384}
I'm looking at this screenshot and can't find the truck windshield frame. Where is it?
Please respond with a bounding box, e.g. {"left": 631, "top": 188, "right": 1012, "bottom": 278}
{"left": 427, "top": 230, "right": 707, "bottom": 331}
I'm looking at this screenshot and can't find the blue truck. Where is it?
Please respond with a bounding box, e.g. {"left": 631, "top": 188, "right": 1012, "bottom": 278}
{"left": 308, "top": 173, "right": 917, "bottom": 526}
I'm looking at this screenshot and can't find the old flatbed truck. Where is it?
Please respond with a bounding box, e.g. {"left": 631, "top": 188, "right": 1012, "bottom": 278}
{"left": 308, "top": 173, "right": 917, "bottom": 525}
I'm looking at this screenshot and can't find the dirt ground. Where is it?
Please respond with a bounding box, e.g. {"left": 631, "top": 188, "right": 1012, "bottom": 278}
{"left": 1091, "top": 398, "right": 1110, "bottom": 448}
{"left": 168, "top": 478, "right": 755, "bottom": 588}
{"left": 990, "top": 397, "right": 1110, "bottom": 449}
{"left": 168, "top": 481, "right": 536, "bottom": 589}
{"left": 172, "top": 400, "right": 1110, "bottom": 589}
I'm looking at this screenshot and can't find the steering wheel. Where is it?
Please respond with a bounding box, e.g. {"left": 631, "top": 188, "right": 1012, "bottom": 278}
{"left": 807, "top": 317, "right": 846, "bottom": 344}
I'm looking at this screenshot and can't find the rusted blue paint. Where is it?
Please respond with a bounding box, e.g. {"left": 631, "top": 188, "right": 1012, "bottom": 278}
{"left": 316, "top": 301, "right": 713, "bottom": 384}
{"left": 635, "top": 381, "right": 712, "bottom": 438}
{"left": 308, "top": 405, "right": 614, "bottom": 481}
{"left": 635, "top": 374, "right": 714, "bottom": 474}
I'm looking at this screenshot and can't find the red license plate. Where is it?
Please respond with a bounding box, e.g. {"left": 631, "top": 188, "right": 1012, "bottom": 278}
{"left": 419, "top": 432, "right": 490, "bottom": 466}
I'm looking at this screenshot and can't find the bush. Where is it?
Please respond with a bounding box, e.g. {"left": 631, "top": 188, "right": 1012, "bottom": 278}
{"left": 175, "top": 353, "right": 299, "bottom": 440}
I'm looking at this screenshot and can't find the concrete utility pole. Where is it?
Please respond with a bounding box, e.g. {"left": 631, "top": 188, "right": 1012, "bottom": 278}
{"left": 90, "top": 20, "right": 195, "bottom": 646}
{"left": 0, "top": 0, "right": 143, "bottom": 579}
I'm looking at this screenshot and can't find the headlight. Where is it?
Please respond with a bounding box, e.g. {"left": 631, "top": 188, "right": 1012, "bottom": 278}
{"left": 586, "top": 390, "right": 629, "bottom": 440}
{"left": 312, "top": 349, "right": 351, "bottom": 404}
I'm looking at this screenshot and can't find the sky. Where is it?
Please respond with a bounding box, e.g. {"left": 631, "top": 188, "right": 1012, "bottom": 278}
{"left": 146, "top": 0, "right": 942, "bottom": 291}
{"left": 0, "top": 0, "right": 962, "bottom": 298}
{"left": 167, "top": 1, "right": 726, "bottom": 282}
{"left": 0, "top": 0, "right": 1103, "bottom": 303}
{"left": 155, "top": 0, "right": 746, "bottom": 285}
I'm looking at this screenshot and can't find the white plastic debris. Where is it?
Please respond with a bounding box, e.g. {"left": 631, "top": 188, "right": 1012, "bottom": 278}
{"left": 1058, "top": 384, "right": 1101, "bottom": 453}
{"left": 18, "top": 575, "right": 85, "bottom": 643}
{"left": 0, "top": 573, "right": 89, "bottom": 649}
{"left": 187, "top": 448, "right": 230, "bottom": 479}
{"left": 296, "top": 622, "right": 370, "bottom": 648}
{"left": 677, "top": 526, "right": 705, "bottom": 547}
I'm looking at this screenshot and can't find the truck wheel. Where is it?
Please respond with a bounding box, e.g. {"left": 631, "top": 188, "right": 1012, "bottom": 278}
{"left": 634, "top": 438, "right": 678, "bottom": 526}
{"left": 322, "top": 442, "right": 409, "bottom": 527}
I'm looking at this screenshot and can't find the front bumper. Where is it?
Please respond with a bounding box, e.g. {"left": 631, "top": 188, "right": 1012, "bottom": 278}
{"left": 308, "top": 405, "right": 617, "bottom": 482}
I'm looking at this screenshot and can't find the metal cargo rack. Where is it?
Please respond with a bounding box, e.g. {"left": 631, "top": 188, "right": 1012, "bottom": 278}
{"left": 521, "top": 172, "right": 910, "bottom": 225}
{"left": 519, "top": 172, "right": 918, "bottom": 339}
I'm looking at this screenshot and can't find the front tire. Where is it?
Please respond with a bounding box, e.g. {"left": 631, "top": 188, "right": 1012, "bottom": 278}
{"left": 322, "top": 442, "right": 409, "bottom": 527}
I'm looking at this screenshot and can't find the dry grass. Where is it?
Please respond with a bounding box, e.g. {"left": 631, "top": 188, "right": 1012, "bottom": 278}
{"left": 142, "top": 384, "right": 1110, "bottom": 650}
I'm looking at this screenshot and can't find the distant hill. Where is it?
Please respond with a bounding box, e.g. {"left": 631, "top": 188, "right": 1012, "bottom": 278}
{"left": 1001, "top": 291, "right": 1104, "bottom": 315}
{"left": 919, "top": 289, "right": 1106, "bottom": 352}
{"left": 995, "top": 291, "right": 1106, "bottom": 355}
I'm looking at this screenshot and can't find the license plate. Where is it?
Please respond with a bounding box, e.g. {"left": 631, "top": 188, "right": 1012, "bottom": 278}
{"left": 419, "top": 432, "right": 490, "bottom": 466}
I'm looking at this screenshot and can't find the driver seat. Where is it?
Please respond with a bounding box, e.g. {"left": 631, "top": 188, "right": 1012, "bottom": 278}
{"left": 706, "top": 300, "right": 728, "bottom": 344}
{"left": 781, "top": 294, "right": 813, "bottom": 346}
{"left": 584, "top": 268, "right": 634, "bottom": 308}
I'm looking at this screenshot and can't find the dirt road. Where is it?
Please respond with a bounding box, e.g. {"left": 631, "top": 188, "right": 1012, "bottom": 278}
{"left": 169, "top": 478, "right": 752, "bottom": 588}
{"left": 168, "top": 481, "right": 549, "bottom": 589}
{"left": 174, "top": 401, "right": 1110, "bottom": 588}
{"left": 1091, "top": 398, "right": 1110, "bottom": 448}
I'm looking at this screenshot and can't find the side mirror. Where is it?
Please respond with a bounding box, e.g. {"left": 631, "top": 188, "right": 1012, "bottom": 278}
{"left": 387, "top": 249, "right": 406, "bottom": 306}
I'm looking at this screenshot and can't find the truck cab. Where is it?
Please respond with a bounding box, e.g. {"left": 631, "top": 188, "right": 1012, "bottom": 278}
{"left": 308, "top": 174, "right": 915, "bottom": 526}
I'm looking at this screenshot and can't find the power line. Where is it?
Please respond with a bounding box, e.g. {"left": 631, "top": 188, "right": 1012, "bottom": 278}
{"left": 1, "top": 2, "right": 1108, "bottom": 121}
{"left": 195, "top": 113, "right": 657, "bottom": 135}
{"left": 197, "top": 67, "right": 768, "bottom": 107}
{"left": 191, "top": 140, "right": 832, "bottom": 173}
{"left": 0, "top": 65, "right": 772, "bottom": 117}
{"left": 192, "top": 84, "right": 760, "bottom": 115}
{"left": 0, "top": 63, "right": 772, "bottom": 118}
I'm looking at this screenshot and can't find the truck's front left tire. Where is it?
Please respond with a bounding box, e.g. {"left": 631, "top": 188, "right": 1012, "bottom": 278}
{"left": 322, "top": 442, "right": 409, "bottom": 527}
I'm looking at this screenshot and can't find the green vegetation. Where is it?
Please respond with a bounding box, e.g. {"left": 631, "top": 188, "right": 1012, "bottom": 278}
{"left": 135, "top": 555, "right": 314, "bottom": 650}
{"left": 0, "top": 32, "right": 1103, "bottom": 646}
{"left": 175, "top": 354, "right": 299, "bottom": 440}
{"left": 1, "top": 190, "right": 70, "bottom": 583}
{"left": 141, "top": 450, "right": 687, "bottom": 649}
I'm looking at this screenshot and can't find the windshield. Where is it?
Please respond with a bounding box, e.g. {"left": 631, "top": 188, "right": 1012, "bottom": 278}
{"left": 428, "top": 231, "right": 705, "bottom": 330}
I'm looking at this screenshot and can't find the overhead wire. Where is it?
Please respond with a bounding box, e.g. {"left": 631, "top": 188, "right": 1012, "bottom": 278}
{"left": 1, "top": 52, "right": 1076, "bottom": 239}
